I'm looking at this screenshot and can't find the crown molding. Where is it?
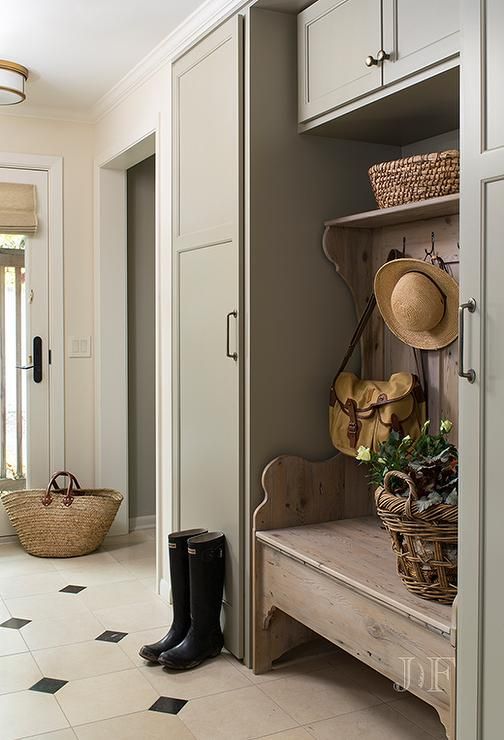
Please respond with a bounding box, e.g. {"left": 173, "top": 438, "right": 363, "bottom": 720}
{"left": 91, "top": 0, "right": 250, "bottom": 122}
{"left": 0, "top": 101, "right": 94, "bottom": 125}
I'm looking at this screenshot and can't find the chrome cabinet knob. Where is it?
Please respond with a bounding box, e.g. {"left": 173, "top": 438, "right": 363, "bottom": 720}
{"left": 365, "top": 55, "right": 378, "bottom": 67}
{"left": 377, "top": 49, "right": 391, "bottom": 62}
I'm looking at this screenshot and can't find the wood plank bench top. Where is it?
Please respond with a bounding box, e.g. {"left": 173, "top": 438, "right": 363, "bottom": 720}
{"left": 256, "top": 515, "right": 452, "bottom": 636}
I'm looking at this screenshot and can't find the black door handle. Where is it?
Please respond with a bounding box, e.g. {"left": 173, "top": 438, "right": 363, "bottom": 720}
{"left": 16, "top": 336, "right": 42, "bottom": 383}
{"left": 226, "top": 311, "right": 238, "bottom": 361}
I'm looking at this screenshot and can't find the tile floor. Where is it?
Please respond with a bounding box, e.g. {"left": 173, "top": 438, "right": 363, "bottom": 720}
{"left": 0, "top": 529, "right": 447, "bottom": 740}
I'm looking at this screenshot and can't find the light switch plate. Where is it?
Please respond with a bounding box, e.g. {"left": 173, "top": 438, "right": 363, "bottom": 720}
{"left": 69, "top": 336, "right": 92, "bottom": 358}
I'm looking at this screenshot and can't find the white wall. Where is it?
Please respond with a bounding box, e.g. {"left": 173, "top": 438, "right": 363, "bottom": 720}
{"left": 0, "top": 115, "right": 95, "bottom": 483}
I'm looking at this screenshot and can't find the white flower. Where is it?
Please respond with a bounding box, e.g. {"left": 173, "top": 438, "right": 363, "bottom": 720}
{"left": 421, "top": 420, "right": 431, "bottom": 434}
{"left": 400, "top": 435, "right": 412, "bottom": 446}
{"left": 440, "top": 419, "right": 453, "bottom": 434}
{"left": 356, "top": 446, "right": 371, "bottom": 462}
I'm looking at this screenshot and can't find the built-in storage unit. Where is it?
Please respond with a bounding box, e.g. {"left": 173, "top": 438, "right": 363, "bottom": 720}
{"left": 172, "top": 6, "right": 400, "bottom": 660}
{"left": 298, "top": 0, "right": 459, "bottom": 135}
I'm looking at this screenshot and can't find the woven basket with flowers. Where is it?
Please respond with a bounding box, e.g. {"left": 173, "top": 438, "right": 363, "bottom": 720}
{"left": 356, "top": 419, "right": 458, "bottom": 604}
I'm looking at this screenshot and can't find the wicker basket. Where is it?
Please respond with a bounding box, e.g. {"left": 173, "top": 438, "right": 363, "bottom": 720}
{"left": 369, "top": 149, "right": 459, "bottom": 209}
{"left": 0, "top": 471, "right": 123, "bottom": 558}
{"left": 375, "top": 470, "right": 457, "bottom": 604}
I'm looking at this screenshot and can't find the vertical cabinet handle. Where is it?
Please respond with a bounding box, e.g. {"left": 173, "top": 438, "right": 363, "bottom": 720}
{"left": 226, "top": 311, "right": 238, "bottom": 361}
{"left": 458, "top": 299, "right": 476, "bottom": 383}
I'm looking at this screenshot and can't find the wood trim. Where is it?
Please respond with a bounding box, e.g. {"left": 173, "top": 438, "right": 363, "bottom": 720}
{"left": 325, "top": 193, "right": 459, "bottom": 229}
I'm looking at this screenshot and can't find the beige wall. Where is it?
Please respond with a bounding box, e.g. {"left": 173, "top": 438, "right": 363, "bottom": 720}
{"left": 0, "top": 114, "right": 95, "bottom": 483}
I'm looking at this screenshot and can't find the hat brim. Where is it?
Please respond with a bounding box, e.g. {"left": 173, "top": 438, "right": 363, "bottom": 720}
{"left": 374, "top": 259, "right": 459, "bottom": 350}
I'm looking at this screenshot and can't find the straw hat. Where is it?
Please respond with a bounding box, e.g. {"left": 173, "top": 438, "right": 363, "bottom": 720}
{"left": 374, "top": 258, "right": 459, "bottom": 350}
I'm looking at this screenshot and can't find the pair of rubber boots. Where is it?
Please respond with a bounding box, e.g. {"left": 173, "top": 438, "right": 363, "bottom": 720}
{"left": 139, "top": 529, "right": 225, "bottom": 670}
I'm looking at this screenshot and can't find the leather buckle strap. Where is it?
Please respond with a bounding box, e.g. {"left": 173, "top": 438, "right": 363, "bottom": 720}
{"left": 345, "top": 398, "right": 361, "bottom": 448}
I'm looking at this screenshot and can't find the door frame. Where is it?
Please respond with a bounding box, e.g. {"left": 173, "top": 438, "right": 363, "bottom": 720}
{"left": 94, "top": 131, "right": 163, "bottom": 550}
{"left": 0, "top": 152, "right": 65, "bottom": 481}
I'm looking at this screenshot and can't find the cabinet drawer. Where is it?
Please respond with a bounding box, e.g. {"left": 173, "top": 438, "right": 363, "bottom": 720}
{"left": 382, "top": 0, "right": 459, "bottom": 86}
{"left": 298, "top": 0, "right": 382, "bottom": 123}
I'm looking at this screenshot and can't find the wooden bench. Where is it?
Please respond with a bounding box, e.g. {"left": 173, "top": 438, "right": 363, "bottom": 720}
{"left": 253, "top": 454, "right": 456, "bottom": 739}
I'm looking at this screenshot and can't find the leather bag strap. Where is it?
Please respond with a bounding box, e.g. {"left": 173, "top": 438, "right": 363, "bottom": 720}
{"left": 41, "top": 471, "right": 81, "bottom": 508}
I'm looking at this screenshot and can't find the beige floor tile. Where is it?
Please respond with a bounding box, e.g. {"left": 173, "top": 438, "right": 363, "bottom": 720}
{"left": 179, "top": 685, "right": 298, "bottom": 740}
{"left": 49, "top": 550, "right": 118, "bottom": 570}
{"left": 93, "top": 598, "right": 171, "bottom": 633}
{"left": 259, "top": 666, "right": 382, "bottom": 725}
{"left": 305, "top": 703, "right": 436, "bottom": 739}
{"left": 118, "top": 625, "right": 172, "bottom": 666}
{"left": 0, "top": 542, "right": 26, "bottom": 560}
{"left": 56, "top": 668, "right": 158, "bottom": 725}
{"left": 0, "top": 555, "right": 58, "bottom": 578}
{"left": 326, "top": 649, "right": 400, "bottom": 702}
{"left": 0, "top": 690, "right": 69, "bottom": 739}
{"left": 140, "top": 576, "right": 158, "bottom": 591}
{"left": 258, "top": 730, "right": 313, "bottom": 740}
{"left": 33, "top": 639, "right": 134, "bottom": 681}
{"left": 140, "top": 654, "right": 251, "bottom": 699}
{"left": 0, "top": 625, "right": 28, "bottom": 656}
{"left": 21, "top": 611, "right": 105, "bottom": 650}
{"left": 0, "top": 652, "right": 42, "bottom": 694}
{"left": 26, "top": 730, "right": 77, "bottom": 740}
{"left": 106, "top": 540, "right": 156, "bottom": 564}
{"left": 123, "top": 556, "right": 156, "bottom": 579}
{"left": 388, "top": 694, "right": 447, "bottom": 738}
{"left": 78, "top": 578, "right": 154, "bottom": 611}
{"left": 5, "top": 591, "right": 91, "bottom": 621}
{"left": 0, "top": 597, "right": 10, "bottom": 622}
{"left": 56, "top": 562, "right": 136, "bottom": 587}
{"left": 74, "top": 710, "right": 195, "bottom": 740}
{"left": 0, "top": 571, "right": 67, "bottom": 598}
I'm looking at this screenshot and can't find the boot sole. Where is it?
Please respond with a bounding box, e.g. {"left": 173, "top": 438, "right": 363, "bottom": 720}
{"left": 159, "top": 648, "right": 222, "bottom": 670}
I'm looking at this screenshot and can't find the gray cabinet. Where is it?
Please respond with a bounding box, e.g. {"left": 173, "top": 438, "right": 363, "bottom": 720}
{"left": 298, "top": 0, "right": 459, "bottom": 124}
{"left": 382, "top": 0, "right": 459, "bottom": 85}
{"left": 298, "top": 0, "right": 382, "bottom": 122}
{"left": 172, "top": 16, "right": 243, "bottom": 658}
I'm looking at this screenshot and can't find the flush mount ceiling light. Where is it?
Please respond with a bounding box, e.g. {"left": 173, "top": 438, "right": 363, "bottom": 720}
{"left": 0, "top": 60, "right": 29, "bottom": 105}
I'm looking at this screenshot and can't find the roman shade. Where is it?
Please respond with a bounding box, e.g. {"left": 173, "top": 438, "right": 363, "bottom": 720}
{"left": 0, "top": 182, "right": 38, "bottom": 235}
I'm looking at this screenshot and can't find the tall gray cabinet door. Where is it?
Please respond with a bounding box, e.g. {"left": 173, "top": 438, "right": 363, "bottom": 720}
{"left": 298, "top": 0, "right": 382, "bottom": 123}
{"left": 458, "top": 0, "right": 504, "bottom": 737}
{"left": 172, "top": 16, "right": 243, "bottom": 658}
{"left": 382, "top": 0, "right": 459, "bottom": 85}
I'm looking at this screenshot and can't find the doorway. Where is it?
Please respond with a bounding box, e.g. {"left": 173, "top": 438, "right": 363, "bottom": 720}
{"left": 127, "top": 155, "right": 156, "bottom": 530}
{"left": 0, "top": 159, "right": 64, "bottom": 537}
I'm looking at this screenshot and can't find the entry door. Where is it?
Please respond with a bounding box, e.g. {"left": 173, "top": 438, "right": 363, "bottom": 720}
{"left": 458, "top": 1, "right": 504, "bottom": 737}
{"left": 172, "top": 16, "right": 243, "bottom": 656}
{"left": 0, "top": 168, "right": 50, "bottom": 536}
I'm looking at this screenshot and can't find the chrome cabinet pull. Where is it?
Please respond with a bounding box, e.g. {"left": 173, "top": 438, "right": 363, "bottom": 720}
{"left": 226, "top": 310, "right": 238, "bottom": 361}
{"left": 377, "top": 49, "right": 391, "bottom": 63}
{"left": 458, "top": 299, "right": 476, "bottom": 383}
{"left": 365, "top": 55, "right": 378, "bottom": 67}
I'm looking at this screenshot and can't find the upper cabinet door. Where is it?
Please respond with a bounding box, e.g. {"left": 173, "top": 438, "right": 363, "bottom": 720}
{"left": 298, "top": 0, "right": 382, "bottom": 123}
{"left": 382, "top": 0, "right": 459, "bottom": 86}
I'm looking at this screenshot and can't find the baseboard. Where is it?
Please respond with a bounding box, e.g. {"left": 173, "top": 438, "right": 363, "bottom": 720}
{"left": 129, "top": 514, "right": 156, "bottom": 531}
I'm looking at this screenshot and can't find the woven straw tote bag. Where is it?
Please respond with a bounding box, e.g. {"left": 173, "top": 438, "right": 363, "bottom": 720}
{"left": 0, "top": 471, "right": 123, "bottom": 557}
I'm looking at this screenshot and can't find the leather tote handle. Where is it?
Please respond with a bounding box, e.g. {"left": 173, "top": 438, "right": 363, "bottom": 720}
{"left": 41, "top": 471, "right": 81, "bottom": 508}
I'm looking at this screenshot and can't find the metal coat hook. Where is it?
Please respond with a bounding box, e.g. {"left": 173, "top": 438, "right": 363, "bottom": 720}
{"left": 402, "top": 236, "right": 406, "bottom": 256}
{"left": 424, "top": 232, "right": 436, "bottom": 262}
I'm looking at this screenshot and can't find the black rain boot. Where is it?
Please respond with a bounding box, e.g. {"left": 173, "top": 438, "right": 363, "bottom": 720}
{"left": 158, "top": 531, "right": 225, "bottom": 670}
{"left": 139, "top": 528, "right": 207, "bottom": 662}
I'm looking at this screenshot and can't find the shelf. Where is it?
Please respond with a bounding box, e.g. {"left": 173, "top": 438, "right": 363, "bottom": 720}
{"left": 325, "top": 193, "right": 459, "bottom": 230}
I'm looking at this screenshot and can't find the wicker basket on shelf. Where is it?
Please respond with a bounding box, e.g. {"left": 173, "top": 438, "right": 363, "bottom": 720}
{"left": 375, "top": 470, "right": 457, "bottom": 604}
{"left": 0, "top": 471, "right": 123, "bottom": 558}
{"left": 369, "top": 149, "right": 459, "bottom": 209}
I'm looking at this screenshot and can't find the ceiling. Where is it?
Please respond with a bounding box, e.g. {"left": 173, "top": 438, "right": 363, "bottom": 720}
{"left": 1, "top": 0, "right": 206, "bottom": 117}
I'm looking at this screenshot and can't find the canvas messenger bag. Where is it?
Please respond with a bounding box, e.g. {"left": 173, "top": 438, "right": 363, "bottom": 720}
{"left": 329, "top": 275, "right": 426, "bottom": 458}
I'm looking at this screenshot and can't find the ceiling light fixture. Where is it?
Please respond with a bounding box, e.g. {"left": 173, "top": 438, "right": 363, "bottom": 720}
{"left": 0, "top": 60, "right": 29, "bottom": 105}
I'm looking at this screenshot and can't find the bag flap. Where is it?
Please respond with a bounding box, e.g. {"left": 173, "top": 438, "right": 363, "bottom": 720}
{"left": 334, "top": 372, "right": 417, "bottom": 417}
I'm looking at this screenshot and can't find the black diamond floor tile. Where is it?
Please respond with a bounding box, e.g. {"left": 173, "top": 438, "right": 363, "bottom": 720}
{"left": 30, "top": 677, "right": 68, "bottom": 694}
{"left": 0, "top": 617, "right": 31, "bottom": 630}
{"left": 149, "top": 696, "right": 188, "bottom": 715}
{"left": 95, "top": 630, "right": 128, "bottom": 643}
{"left": 59, "top": 584, "right": 87, "bottom": 594}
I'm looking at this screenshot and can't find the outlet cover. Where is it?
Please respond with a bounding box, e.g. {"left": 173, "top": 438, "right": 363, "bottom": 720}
{"left": 69, "top": 336, "right": 92, "bottom": 358}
